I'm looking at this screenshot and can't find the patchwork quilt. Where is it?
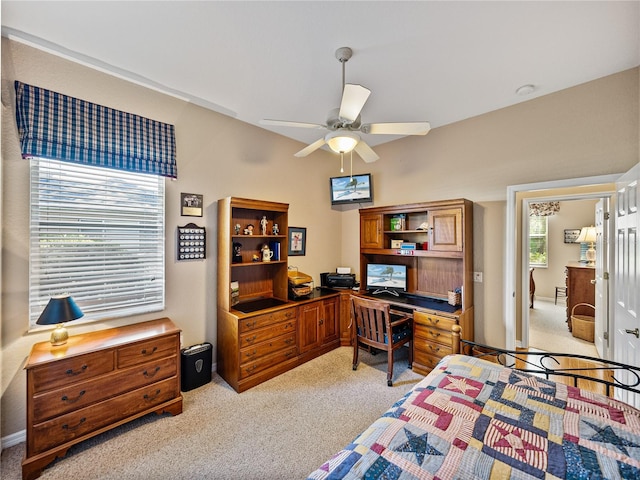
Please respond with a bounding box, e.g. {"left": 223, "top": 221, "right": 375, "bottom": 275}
{"left": 308, "top": 354, "right": 640, "bottom": 479}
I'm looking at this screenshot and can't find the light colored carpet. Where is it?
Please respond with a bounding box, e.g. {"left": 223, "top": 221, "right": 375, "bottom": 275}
{"left": 1, "top": 346, "right": 422, "bottom": 480}
{"left": 529, "top": 297, "right": 598, "bottom": 357}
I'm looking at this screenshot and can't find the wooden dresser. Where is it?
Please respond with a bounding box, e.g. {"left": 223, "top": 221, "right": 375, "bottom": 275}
{"left": 565, "top": 262, "right": 595, "bottom": 331}
{"left": 22, "top": 318, "right": 183, "bottom": 480}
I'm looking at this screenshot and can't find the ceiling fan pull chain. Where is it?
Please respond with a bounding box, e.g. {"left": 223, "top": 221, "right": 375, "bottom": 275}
{"left": 350, "top": 151, "right": 353, "bottom": 179}
{"left": 340, "top": 152, "right": 344, "bottom": 173}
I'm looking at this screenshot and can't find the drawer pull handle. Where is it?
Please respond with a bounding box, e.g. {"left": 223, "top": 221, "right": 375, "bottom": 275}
{"left": 61, "top": 390, "right": 86, "bottom": 404}
{"left": 430, "top": 332, "right": 441, "bottom": 337}
{"left": 428, "top": 345, "right": 440, "bottom": 352}
{"left": 245, "top": 349, "right": 257, "bottom": 358}
{"left": 245, "top": 366, "right": 257, "bottom": 374}
{"left": 284, "top": 351, "right": 295, "bottom": 357}
{"left": 143, "top": 367, "right": 161, "bottom": 378}
{"left": 428, "top": 318, "right": 440, "bottom": 325}
{"left": 245, "top": 321, "right": 256, "bottom": 328}
{"left": 245, "top": 335, "right": 257, "bottom": 344}
{"left": 143, "top": 389, "right": 161, "bottom": 401}
{"left": 284, "top": 338, "right": 294, "bottom": 345}
{"left": 285, "top": 322, "right": 293, "bottom": 329}
{"left": 65, "top": 365, "right": 88, "bottom": 376}
{"left": 141, "top": 346, "right": 158, "bottom": 356}
{"left": 62, "top": 417, "right": 86, "bottom": 431}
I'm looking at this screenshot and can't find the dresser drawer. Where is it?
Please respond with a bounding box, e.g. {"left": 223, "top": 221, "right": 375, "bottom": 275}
{"left": 240, "top": 319, "right": 296, "bottom": 347}
{"left": 117, "top": 335, "right": 178, "bottom": 368}
{"left": 32, "top": 355, "right": 178, "bottom": 423}
{"left": 239, "top": 347, "right": 297, "bottom": 380}
{"left": 30, "top": 351, "right": 115, "bottom": 393}
{"left": 32, "top": 376, "right": 179, "bottom": 454}
{"left": 413, "top": 311, "right": 456, "bottom": 332}
{"left": 240, "top": 333, "right": 297, "bottom": 365}
{"left": 239, "top": 307, "right": 296, "bottom": 333}
{"left": 414, "top": 324, "right": 453, "bottom": 347}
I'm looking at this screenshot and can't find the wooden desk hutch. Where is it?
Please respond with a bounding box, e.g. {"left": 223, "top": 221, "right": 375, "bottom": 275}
{"left": 359, "top": 199, "right": 474, "bottom": 375}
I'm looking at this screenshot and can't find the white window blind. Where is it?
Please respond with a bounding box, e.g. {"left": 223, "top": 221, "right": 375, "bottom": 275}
{"left": 29, "top": 158, "right": 165, "bottom": 326}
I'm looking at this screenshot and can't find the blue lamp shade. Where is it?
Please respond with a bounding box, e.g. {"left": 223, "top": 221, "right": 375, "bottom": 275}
{"left": 36, "top": 295, "right": 84, "bottom": 345}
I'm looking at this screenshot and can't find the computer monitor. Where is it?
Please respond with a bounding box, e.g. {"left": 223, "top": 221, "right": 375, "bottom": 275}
{"left": 366, "top": 263, "right": 407, "bottom": 297}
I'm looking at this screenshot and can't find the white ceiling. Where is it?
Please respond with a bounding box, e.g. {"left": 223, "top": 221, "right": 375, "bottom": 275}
{"left": 2, "top": 1, "right": 639, "bottom": 151}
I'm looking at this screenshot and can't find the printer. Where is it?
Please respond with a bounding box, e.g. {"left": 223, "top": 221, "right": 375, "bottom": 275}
{"left": 321, "top": 272, "right": 357, "bottom": 289}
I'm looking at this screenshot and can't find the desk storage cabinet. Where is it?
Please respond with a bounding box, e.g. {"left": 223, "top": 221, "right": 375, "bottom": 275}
{"left": 22, "top": 318, "right": 182, "bottom": 480}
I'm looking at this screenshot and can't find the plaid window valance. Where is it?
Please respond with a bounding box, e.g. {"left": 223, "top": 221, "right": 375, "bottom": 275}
{"left": 14, "top": 81, "right": 177, "bottom": 179}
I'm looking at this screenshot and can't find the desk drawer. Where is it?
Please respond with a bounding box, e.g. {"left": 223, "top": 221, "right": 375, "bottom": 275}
{"left": 240, "top": 319, "right": 296, "bottom": 348}
{"left": 414, "top": 350, "right": 445, "bottom": 371}
{"left": 240, "top": 333, "right": 297, "bottom": 365}
{"left": 239, "top": 307, "right": 296, "bottom": 333}
{"left": 414, "top": 325, "right": 452, "bottom": 347}
{"left": 413, "top": 311, "right": 456, "bottom": 331}
{"left": 413, "top": 337, "right": 452, "bottom": 359}
{"left": 239, "top": 347, "right": 297, "bottom": 380}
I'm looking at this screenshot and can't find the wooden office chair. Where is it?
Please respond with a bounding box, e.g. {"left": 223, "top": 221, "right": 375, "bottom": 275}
{"left": 351, "top": 296, "right": 413, "bottom": 386}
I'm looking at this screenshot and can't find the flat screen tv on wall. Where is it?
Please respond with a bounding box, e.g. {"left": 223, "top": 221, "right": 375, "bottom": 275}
{"left": 330, "top": 173, "right": 373, "bottom": 205}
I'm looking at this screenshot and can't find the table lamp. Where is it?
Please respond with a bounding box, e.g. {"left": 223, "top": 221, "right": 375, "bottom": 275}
{"left": 36, "top": 294, "right": 84, "bottom": 346}
{"left": 576, "top": 226, "right": 597, "bottom": 266}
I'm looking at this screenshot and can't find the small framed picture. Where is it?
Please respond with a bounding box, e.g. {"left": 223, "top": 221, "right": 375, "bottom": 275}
{"left": 181, "top": 193, "right": 203, "bottom": 217}
{"left": 564, "top": 228, "right": 581, "bottom": 243}
{"left": 288, "top": 227, "right": 306, "bottom": 256}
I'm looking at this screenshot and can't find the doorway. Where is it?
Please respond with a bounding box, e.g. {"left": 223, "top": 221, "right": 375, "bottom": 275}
{"left": 505, "top": 174, "right": 620, "bottom": 353}
{"left": 524, "top": 196, "right": 604, "bottom": 357}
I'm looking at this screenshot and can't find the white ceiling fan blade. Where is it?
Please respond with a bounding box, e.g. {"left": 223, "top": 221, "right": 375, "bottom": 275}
{"left": 294, "top": 138, "right": 327, "bottom": 157}
{"left": 362, "top": 122, "right": 431, "bottom": 135}
{"left": 354, "top": 141, "right": 379, "bottom": 163}
{"left": 338, "top": 84, "right": 371, "bottom": 123}
{"left": 260, "top": 119, "right": 326, "bottom": 129}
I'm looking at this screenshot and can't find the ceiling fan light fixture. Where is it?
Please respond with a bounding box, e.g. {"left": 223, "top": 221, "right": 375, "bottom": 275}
{"left": 325, "top": 131, "right": 360, "bottom": 153}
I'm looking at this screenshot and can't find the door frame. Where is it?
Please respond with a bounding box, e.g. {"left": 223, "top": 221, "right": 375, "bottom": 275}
{"left": 505, "top": 174, "right": 621, "bottom": 351}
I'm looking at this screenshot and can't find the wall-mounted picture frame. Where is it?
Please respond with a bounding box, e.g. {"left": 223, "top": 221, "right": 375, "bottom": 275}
{"left": 564, "top": 228, "right": 581, "bottom": 243}
{"left": 288, "top": 227, "right": 306, "bottom": 256}
{"left": 181, "top": 193, "right": 203, "bottom": 217}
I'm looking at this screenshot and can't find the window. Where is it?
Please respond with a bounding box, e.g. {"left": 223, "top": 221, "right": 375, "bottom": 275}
{"left": 29, "top": 158, "right": 165, "bottom": 326}
{"left": 529, "top": 215, "right": 548, "bottom": 267}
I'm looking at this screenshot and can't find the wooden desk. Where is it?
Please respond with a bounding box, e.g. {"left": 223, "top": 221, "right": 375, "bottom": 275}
{"left": 355, "top": 291, "right": 469, "bottom": 375}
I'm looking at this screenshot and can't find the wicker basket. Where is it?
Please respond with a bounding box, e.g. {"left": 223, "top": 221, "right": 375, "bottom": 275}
{"left": 447, "top": 291, "right": 461, "bottom": 306}
{"left": 571, "top": 303, "right": 595, "bottom": 342}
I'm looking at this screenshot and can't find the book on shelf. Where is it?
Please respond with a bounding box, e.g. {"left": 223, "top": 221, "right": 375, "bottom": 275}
{"left": 269, "top": 241, "right": 281, "bottom": 261}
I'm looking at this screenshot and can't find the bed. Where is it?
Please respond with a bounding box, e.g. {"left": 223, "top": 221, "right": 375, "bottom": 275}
{"left": 308, "top": 327, "right": 640, "bottom": 479}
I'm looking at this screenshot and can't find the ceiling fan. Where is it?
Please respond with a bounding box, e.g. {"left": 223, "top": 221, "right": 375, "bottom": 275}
{"left": 260, "top": 47, "right": 431, "bottom": 164}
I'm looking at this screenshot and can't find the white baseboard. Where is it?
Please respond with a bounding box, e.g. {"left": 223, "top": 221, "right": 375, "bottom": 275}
{"left": 2, "top": 429, "right": 25, "bottom": 449}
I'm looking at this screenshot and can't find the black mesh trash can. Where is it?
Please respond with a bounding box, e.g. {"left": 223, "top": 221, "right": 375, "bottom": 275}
{"left": 181, "top": 342, "right": 212, "bottom": 391}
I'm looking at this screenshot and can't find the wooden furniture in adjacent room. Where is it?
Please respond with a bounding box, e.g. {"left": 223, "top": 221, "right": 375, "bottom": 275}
{"left": 22, "top": 318, "right": 182, "bottom": 480}
{"left": 358, "top": 199, "right": 474, "bottom": 375}
{"left": 217, "top": 197, "right": 342, "bottom": 393}
{"left": 350, "top": 296, "right": 413, "bottom": 386}
{"left": 565, "top": 262, "right": 595, "bottom": 331}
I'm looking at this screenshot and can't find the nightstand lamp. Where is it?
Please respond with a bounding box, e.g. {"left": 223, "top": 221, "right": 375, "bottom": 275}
{"left": 36, "top": 294, "right": 84, "bottom": 346}
{"left": 576, "top": 226, "right": 597, "bottom": 266}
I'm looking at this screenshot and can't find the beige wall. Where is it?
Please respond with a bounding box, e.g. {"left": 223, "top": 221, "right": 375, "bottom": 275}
{"left": 1, "top": 38, "right": 638, "bottom": 439}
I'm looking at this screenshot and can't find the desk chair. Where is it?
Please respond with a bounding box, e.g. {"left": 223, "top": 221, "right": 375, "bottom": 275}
{"left": 351, "top": 296, "right": 413, "bottom": 386}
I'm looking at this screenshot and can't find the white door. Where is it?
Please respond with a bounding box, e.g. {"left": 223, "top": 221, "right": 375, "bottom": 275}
{"left": 594, "top": 199, "right": 610, "bottom": 359}
{"left": 614, "top": 162, "right": 640, "bottom": 408}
